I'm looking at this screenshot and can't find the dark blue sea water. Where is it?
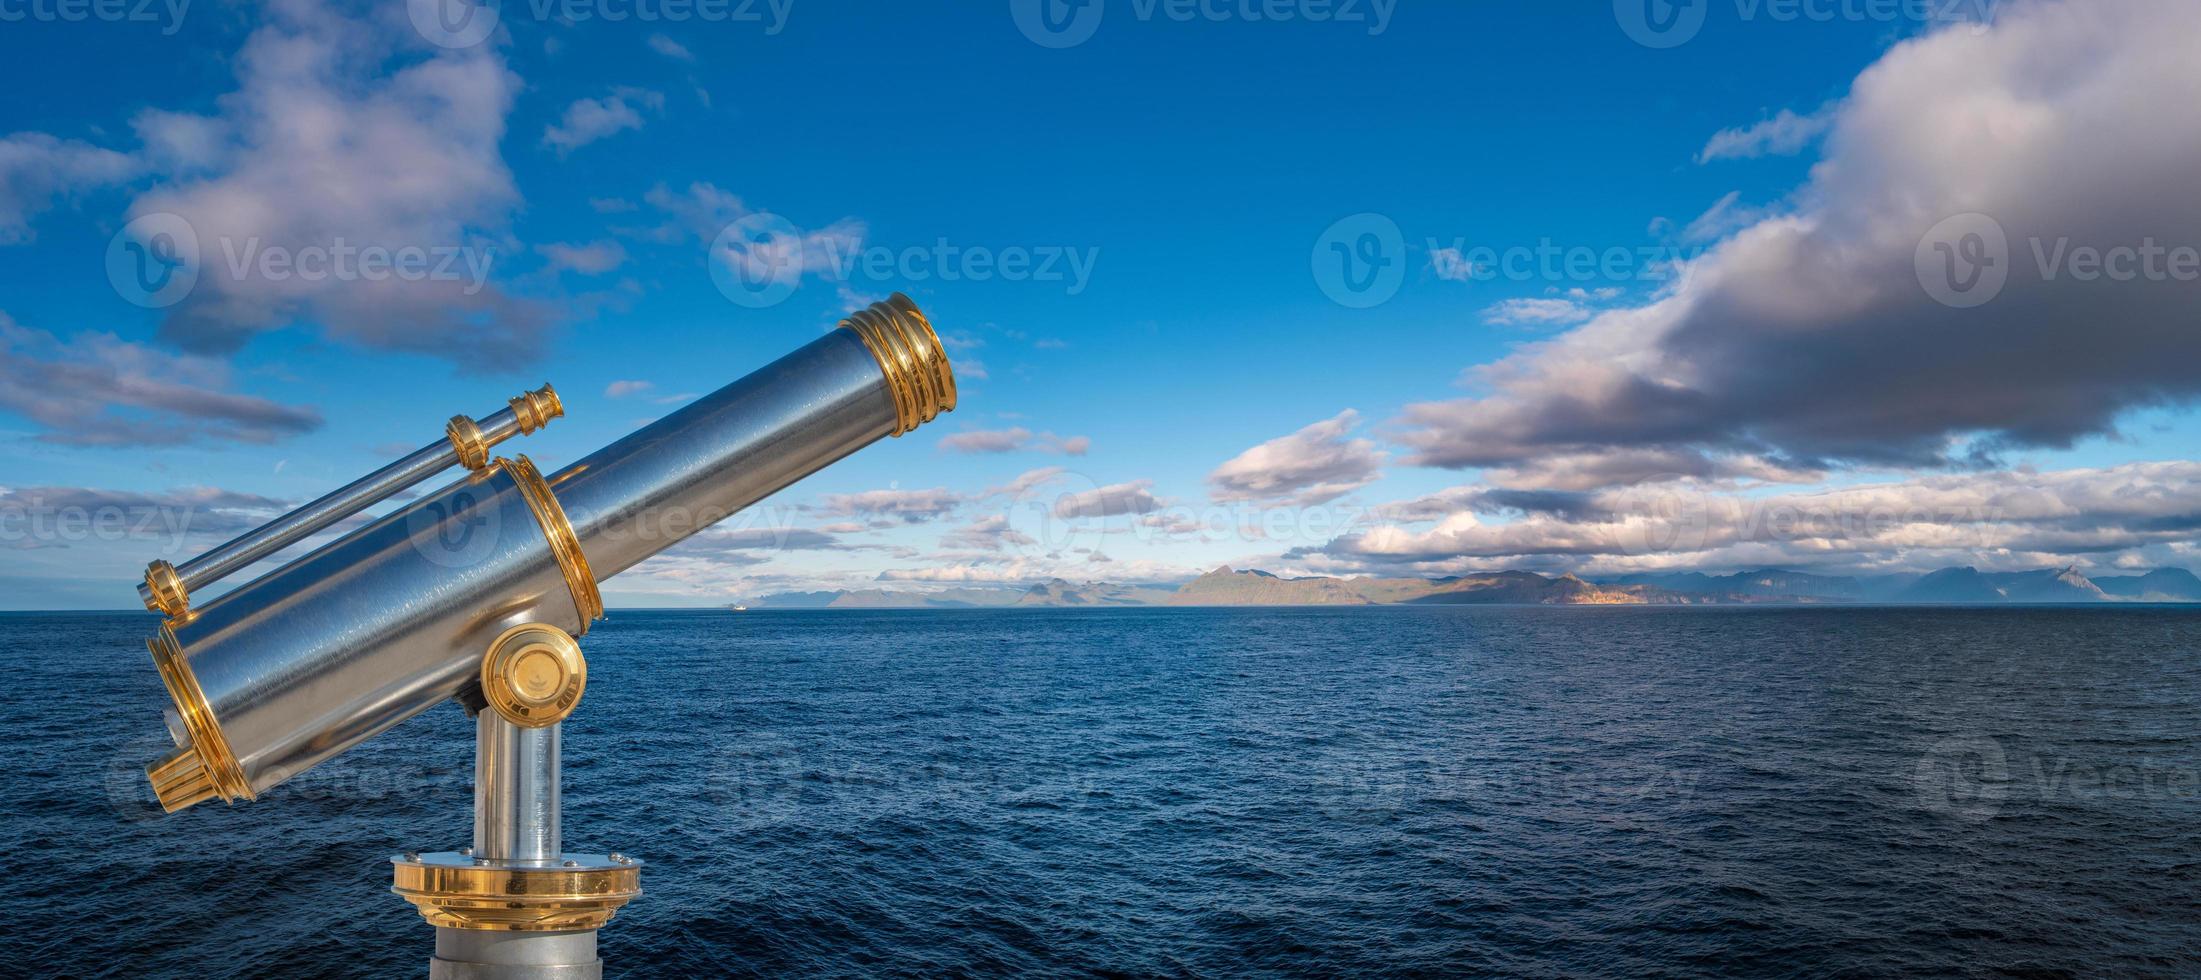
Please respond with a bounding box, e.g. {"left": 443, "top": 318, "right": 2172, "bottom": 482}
{"left": 4, "top": 606, "right": 2199, "bottom": 978}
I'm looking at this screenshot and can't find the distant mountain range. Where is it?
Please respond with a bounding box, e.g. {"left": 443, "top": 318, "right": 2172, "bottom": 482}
{"left": 742, "top": 565, "right": 2201, "bottom": 609}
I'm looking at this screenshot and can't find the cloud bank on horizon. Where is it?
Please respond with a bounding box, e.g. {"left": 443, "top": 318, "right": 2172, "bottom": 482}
{"left": 1400, "top": 0, "right": 2201, "bottom": 481}
{"left": 2, "top": 0, "right": 2199, "bottom": 606}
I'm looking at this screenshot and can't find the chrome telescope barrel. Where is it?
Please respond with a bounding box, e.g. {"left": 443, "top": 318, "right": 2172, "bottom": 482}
{"left": 137, "top": 385, "right": 565, "bottom": 620}
{"left": 142, "top": 294, "right": 955, "bottom": 813}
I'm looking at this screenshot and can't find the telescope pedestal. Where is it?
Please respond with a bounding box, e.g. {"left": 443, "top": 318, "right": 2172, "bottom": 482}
{"left": 431, "top": 928, "right": 600, "bottom": 980}
{"left": 394, "top": 711, "right": 640, "bottom": 980}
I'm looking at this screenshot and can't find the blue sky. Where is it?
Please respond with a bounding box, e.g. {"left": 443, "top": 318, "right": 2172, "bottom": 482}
{"left": 3, "top": 0, "right": 2198, "bottom": 608}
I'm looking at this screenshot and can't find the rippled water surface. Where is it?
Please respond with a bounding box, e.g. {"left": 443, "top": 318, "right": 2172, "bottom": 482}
{"left": 4, "top": 606, "right": 2199, "bottom": 978}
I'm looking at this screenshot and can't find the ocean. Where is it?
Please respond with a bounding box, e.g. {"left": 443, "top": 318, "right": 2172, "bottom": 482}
{"left": 4, "top": 606, "right": 2197, "bottom": 978}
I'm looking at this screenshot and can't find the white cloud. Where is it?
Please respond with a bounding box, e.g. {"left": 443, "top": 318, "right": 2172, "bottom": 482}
{"left": 543, "top": 88, "right": 664, "bottom": 156}
{"left": 1317, "top": 462, "right": 2201, "bottom": 576}
{"left": 130, "top": 109, "right": 226, "bottom": 171}
{"left": 1697, "top": 104, "right": 1837, "bottom": 163}
{"left": 646, "top": 34, "right": 694, "bottom": 61}
{"left": 1681, "top": 190, "right": 1777, "bottom": 243}
{"left": 1479, "top": 448, "right": 1824, "bottom": 492}
{"left": 0, "top": 133, "right": 140, "bottom": 242}
{"left": 940, "top": 514, "right": 1037, "bottom": 552}
{"left": 988, "top": 467, "right": 1068, "bottom": 498}
{"left": 1429, "top": 246, "right": 1478, "bottom": 281}
{"left": 603, "top": 379, "right": 653, "bottom": 398}
{"left": 937, "top": 427, "right": 1091, "bottom": 456}
{"left": 1397, "top": 0, "right": 2201, "bottom": 487}
{"left": 538, "top": 240, "right": 627, "bottom": 276}
{"left": 1207, "top": 410, "right": 1385, "bottom": 507}
{"left": 874, "top": 555, "right": 1196, "bottom": 585}
{"left": 0, "top": 313, "right": 321, "bottom": 446}
{"left": 640, "top": 181, "right": 865, "bottom": 288}
{"left": 119, "top": 0, "right": 547, "bottom": 365}
{"left": 0, "top": 484, "right": 294, "bottom": 544}
{"left": 1055, "top": 480, "right": 1164, "bottom": 518}
{"left": 1481, "top": 297, "right": 1597, "bottom": 327}
{"left": 818, "top": 487, "right": 965, "bottom": 523}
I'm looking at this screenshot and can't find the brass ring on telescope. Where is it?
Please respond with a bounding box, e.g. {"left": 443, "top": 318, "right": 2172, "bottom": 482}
{"left": 146, "top": 623, "right": 253, "bottom": 811}
{"left": 392, "top": 852, "right": 641, "bottom": 932}
{"left": 480, "top": 623, "right": 586, "bottom": 729}
{"left": 141, "top": 559, "right": 190, "bottom": 621}
{"left": 446, "top": 415, "right": 490, "bottom": 471}
{"left": 503, "top": 455, "right": 603, "bottom": 632}
{"left": 840, "top": 293, "right": 957, "bottom": 436}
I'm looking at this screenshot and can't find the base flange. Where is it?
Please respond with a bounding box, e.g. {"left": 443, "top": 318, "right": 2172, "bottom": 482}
{"left": 393, "top": 851, "right": 642, "bottom": 933}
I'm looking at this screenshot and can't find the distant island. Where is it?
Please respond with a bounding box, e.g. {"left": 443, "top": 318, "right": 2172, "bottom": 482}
{"left": 742, "top": 565, "right": 2201, "bottom": 609}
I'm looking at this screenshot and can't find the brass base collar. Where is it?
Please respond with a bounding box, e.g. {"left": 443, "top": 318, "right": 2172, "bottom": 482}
{"left": 393, "top": 852, "right": 641, "bottom": 932}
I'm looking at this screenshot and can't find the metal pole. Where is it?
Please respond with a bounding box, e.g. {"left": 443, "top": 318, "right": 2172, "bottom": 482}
{"left": 428, "top": 714, "right": 603, "bottom": 980}
{"left": 475, "top": 714, "right": 560, "bottom": 865}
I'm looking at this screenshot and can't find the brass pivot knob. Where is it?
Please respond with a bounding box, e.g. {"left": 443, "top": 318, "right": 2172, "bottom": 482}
{"left": 446, "top": 415, "right": 490, "bottom": 471}
{"left": 480, "top": 624, "right": 586, "bottom": 728}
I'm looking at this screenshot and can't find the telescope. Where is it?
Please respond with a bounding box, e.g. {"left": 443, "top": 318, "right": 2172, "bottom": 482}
{"left": 132, "top": 295, "right": 956, "bottom": 979}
